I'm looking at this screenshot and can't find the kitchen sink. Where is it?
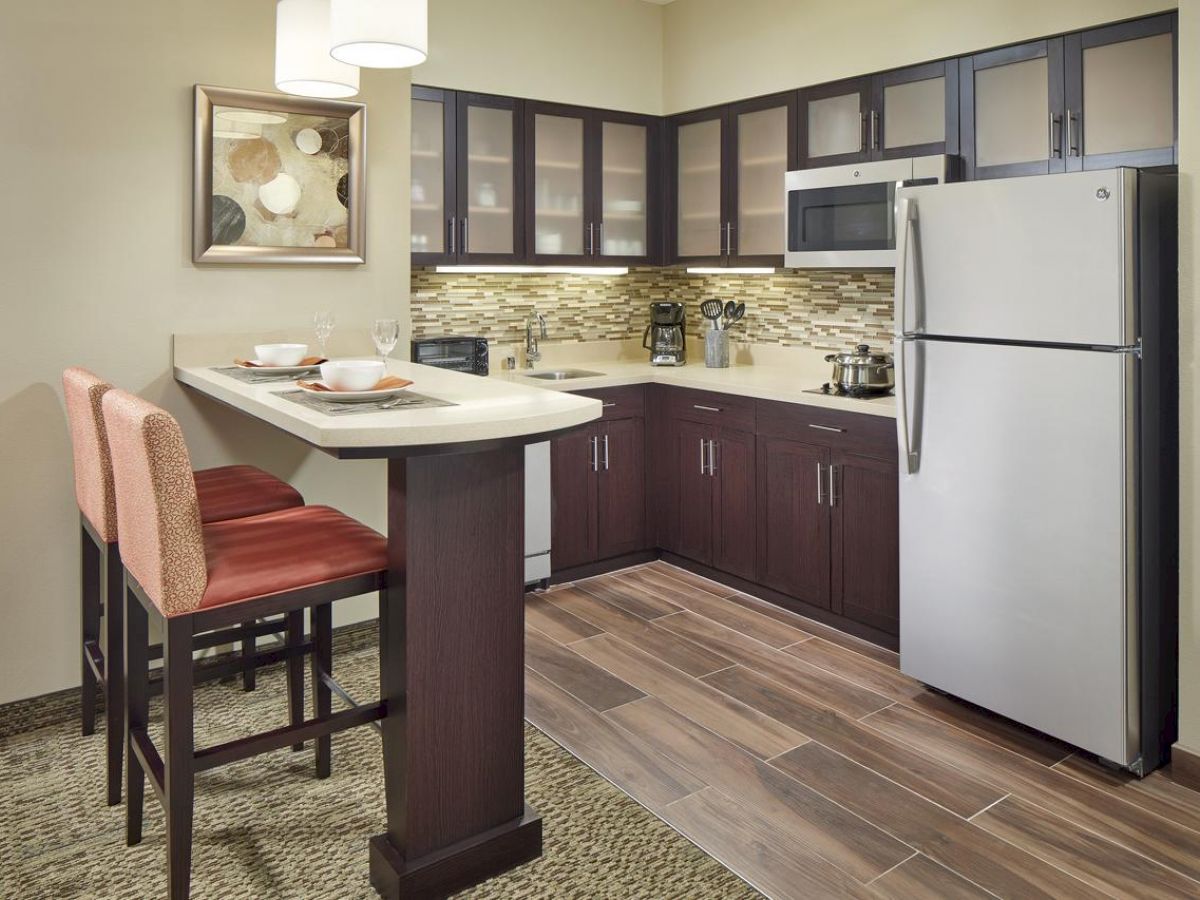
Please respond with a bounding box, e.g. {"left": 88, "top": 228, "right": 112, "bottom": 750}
{"left": 523, "top": 369, "right": 604, "bottom": 380}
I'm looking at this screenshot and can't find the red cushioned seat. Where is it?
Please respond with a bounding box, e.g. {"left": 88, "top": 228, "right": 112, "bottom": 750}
{"left": 195, "top": 464, "right": 305, "bottom": 524}
{"left": 199, "top": 505, "right": 387, "bottom": 612}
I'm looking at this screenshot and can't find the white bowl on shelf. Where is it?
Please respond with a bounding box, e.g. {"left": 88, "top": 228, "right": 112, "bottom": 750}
{"left": 320, "top": 360, "right": 386, "bottom": 392}
{"left": 254, "top": 343, "right": 308, "bottom": 367}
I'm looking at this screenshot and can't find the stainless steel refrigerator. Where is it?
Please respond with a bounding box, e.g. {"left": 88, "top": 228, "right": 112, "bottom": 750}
{"left": 894, "top": 169, "right": 1177, "bottom": 774}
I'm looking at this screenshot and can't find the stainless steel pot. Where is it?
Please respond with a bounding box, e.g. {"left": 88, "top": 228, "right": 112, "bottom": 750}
{"left": 825, "top": 343, "right": 895, "bottom": 394}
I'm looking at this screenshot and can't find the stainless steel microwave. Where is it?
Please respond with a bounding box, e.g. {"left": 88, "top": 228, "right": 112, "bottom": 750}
{"left": 785, "top": 155, "right": 952, "bottom": 268}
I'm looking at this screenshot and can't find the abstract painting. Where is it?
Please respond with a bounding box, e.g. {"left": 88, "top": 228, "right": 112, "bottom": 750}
{"left": 193, "top": 85, "right": 365, "bottom": 264}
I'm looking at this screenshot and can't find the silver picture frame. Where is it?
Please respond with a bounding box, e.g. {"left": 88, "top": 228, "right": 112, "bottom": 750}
{"left": 193, "top": 84, "right": 366, "bottom": 265}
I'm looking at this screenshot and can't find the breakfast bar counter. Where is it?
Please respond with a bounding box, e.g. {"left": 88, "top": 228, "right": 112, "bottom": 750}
{"left": 175, "top": 352, "right": 600, "bottom": 898}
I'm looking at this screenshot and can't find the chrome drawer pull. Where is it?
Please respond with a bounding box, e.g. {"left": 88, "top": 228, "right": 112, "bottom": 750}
{"left": 808, "top": 423, "right": 845, "bottom": 433}
{"left": 602, "top": 402, "right": 617, "bottom": 408}
{"left": 693, "top": 404, "right": 722, "bottom": 412}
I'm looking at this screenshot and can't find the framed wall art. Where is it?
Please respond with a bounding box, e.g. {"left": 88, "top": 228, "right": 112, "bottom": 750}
{"left": 193, "top": 84, "right": 366, "bottom": 264}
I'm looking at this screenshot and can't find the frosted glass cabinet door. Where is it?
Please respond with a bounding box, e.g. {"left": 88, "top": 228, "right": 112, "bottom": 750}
{"left": 532, "top": 113, "right": 585, "bottom": 256}
{"left": 882, "top": 77, "right": 945, "bottom": 150}
{"left": 734, "top": 105, "right": 788, "bottom": 258}
{"left": 462, "top": 100, "right": 517, "bottom": 257}
{"left": 676, "top": 116, "right": 723, "bottom": 258}
{"left": 411, "top": 87, "right": 455, "bottom": 262}
{"left": 601, "top": 121, "right": 648, "bottom": 259}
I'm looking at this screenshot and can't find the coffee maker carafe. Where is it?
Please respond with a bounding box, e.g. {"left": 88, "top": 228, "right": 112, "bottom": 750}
{"left": 642, "top": 302, "right": 686, "bottom": 366}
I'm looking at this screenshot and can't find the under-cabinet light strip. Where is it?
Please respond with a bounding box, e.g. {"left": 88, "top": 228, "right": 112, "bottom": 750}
{"left": 685, "top": 267, "right": 777, "bottom": 275}
{"left": 434, "top": 265, "right": 629, "bottom": 276}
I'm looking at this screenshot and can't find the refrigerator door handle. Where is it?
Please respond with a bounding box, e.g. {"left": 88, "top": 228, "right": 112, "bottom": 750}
{"left": 894, "top": 196, "right": 916, "bottom": 337}
{"left": 895, "top": 337, "right": 919, "bottom": 475}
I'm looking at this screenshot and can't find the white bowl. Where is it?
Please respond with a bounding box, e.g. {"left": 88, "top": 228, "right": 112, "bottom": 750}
{"left": 320, "top": 359, "right": 386, "bottom": 392}
{"left": 254, "top": 343, "right": 308, "bottom": 367}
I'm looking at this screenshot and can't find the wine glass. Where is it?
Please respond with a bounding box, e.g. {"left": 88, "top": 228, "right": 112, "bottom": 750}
{"left": 371, "top": 318, "right": 400, "bottom": 362}
{"left": 314, "top": 311, "right": 335, "bottom": 360}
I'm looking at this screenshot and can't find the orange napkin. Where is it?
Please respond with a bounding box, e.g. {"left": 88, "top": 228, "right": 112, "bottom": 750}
{"left": 298, "top": 375, "right": 414, "bottom": 393}
{"left": 235, "top": 356, "right": 327, "bottom": 368}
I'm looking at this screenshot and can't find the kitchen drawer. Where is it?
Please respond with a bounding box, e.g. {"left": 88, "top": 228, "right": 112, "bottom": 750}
{"left": 665, "top": 386, "right": 756, "bottom": 431}
{"left": 756, "top": 399, "right": 896, "bottom": 461}
{"left": 572, "top": 385, "right": 645, "bottom": 420}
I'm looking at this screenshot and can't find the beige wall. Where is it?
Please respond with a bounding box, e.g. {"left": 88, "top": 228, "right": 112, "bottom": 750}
{"left": 0, "top": 1, "right": 410, "bottom": 703}
{"left": 1176, "top": 0, "right": 1198, "bottom": 754}
{"left": 664, "top": 0, "right": 1172, "bottom": 113}
{"left": 414, "top": 0, "right": 664, "bottom": 114}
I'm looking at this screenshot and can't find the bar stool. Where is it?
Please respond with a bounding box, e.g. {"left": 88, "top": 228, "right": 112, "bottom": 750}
{"left": 62, "top": 367, "right": 307, "bottom": 806}
{"left": 102, "top": 389, "right": 387, "bottom": 900}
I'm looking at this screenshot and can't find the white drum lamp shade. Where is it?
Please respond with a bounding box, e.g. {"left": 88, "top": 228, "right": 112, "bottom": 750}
{"left": 275, "top": 0, "right": 360, "bottom": 98}
{"left": 330, "top": 0, "right": 428, "bottom": 69}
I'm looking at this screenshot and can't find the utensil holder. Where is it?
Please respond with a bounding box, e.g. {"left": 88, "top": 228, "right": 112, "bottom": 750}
{"left": 705, "top": 329, "right": 730, "bottom": 368}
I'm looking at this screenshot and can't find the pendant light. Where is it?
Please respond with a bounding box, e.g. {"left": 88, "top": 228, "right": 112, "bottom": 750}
{"left": 275, "top": 0, "right": 360, "bottom": 98}
{"left": 329, "top": 0, "right": 428, "bottom": 68}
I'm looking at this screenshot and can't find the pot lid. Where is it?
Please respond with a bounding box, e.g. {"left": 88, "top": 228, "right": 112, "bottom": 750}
{"left": 826, "top": 343, "right": 893, "bottom": 365}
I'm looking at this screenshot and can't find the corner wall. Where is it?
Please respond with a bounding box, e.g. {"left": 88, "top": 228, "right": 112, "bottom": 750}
{"left": 0, "top": 1, "right": 410, "bottom": 703}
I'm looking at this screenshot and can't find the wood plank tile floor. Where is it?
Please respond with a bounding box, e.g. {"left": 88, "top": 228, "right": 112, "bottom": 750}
{"left": 524, "top": 561, "right": 1200, "bottom": 899}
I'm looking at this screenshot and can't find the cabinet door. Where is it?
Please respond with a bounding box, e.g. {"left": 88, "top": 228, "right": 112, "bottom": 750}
{"left": 646, "top": 387, "right": 679, "bottom": 553}
{"left": 456, "top": 92, "right": 524, "bottom": 263}
{"left": 551, "top": 427, "right": 597, "bottom": 571}
{"left": 713, "top": 427, "right": 756, "bottom": 582}
{"left": 830, "top": 451, "right": 899, "bottom": 635}
{"left": 799, "top": 76, "right": 871, "bottom": 168}
{"left": 728, "top": 93, "right": 796, "bottom": 265}
{"left": 411, "top": 86, "right": 456, "bottom": 264}
{"left": 960, "top": 39, "right": 1066, "bottom": 180}
{"left": 597, "top": 113, "right": 660, "bottom": 264}
{"left": 873, "top": 61, "right": 958, "bottom": 160}
{"left": 756, "top": 437, "right": 831, "bottom": 608}
{"left": 526, "top": 102, "right": 590, "bottom": 263}
{"left": 1065, "top": 13, "right": 1177, "bottom": 171}
{"left": 676, "top": 420, "right": 714, "bottom": 566}
{"left": 596, "top": 417, "right": 646, "bottom": 560}
{"left": 670, "top": 108, "right": 726, "bottom": 264}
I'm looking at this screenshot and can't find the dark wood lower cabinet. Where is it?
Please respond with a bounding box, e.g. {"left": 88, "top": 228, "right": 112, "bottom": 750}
{"left": 713, "top": 427, "right": 756, "bottom": 581}
{"left": 550, "top": 427, "right": 597, "bottom": 571}
{"left": 756, "top": 436, "right": 830, "bottom": 608}
{"left": 596, "top": 417, "right": 646, "bottom": 560}
{"left": 675, "top": 420, "right": 715, "bottom": 565}
{"left": 831, "top": 451, "right": 900, "bottom": 634}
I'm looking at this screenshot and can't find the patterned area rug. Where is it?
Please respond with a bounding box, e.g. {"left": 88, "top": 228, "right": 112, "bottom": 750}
{"left": 0, "top": 627, "right": 756, "bottom": 899}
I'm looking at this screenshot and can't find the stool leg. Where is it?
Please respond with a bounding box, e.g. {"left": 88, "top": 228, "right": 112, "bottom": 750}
{"left": 286, "top": 611, "right": 305, "bottom": 752}
{"left": 104, "top": 543, "right": 125, "bottom": 806}
{"left": 312, "top": 603, "right": 333, "bottom": 779}
{"left": 80, "top": 526, "right": 100, "bottom": 737}
{"left": 125, "top": 582, "right": 149, "bottom": 847}
{"left": 164, "top": 616, "right": 195, "bottom": 900}
{"left": 240, "top": 621, "right": 256, "bottom": 692}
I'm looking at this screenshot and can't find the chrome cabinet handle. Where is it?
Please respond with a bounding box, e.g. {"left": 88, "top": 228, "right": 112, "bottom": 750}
{"left": 708, "top": 440, "right": 717, "bottom": 477}
{"left": 859, "top": 112, "right": 867, "bottom": 152}
{"left": 597, "top": 221, "right": 604, "bottom": 256}
{"left": 1066, "top": 110, "right": 1079, "bottom": 157}
{"left": 870, "top": 110, "right": 879, "bottom": 151}
{"left": 461, "top": 217, "right": 469, "bottom": 253}
{"left": 727, "top": 222, "right": 735, "bottom": 255}
{"left": 693, "top": 404, "right": 721, "bottom": 413}
{"left": 589, "top": 435, "right": 598, "bottom": 472}
{"left": 602, "top": 434, "right": 610, "bottom": 471}
{"left": 699, "top": 438, "right": 707, "bottom": 475}
{"left": 829, "top": 464, "right": 838, "bottom": 507}
{"left": 1049, "top": 113, "right": 1062, "bottom": 158}
{"left": 808, "top": 423, "right": 845, "bottom": 433}
{"left": 816, "top": 462, "right": 824, "bottom": 506}
{"left": 587, "top": 222, "right": 594, "bottom": 255}
{"left": 449, "top": 216, "right": 456, "bottom": 254}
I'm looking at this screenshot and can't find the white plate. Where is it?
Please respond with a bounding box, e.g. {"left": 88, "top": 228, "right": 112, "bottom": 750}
{"left": 296, "top": 381, "right": 411, "bottom": 402}
{"left": 239, "top": 361, "right": 322, "bottom": 375}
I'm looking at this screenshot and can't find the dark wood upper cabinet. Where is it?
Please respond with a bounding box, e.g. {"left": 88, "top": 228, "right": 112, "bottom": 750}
{"left": 524, "top": 103, "right": 662, "bottom": 265}
{"left": 667, "top": 91, "right": 796, "bottom": 266}
{"left": 411, "top": 86, "right": 457, "bottom": 265}
{"left": 797, "top": 65, "right": 956, "bottom": 169}
{"left": 457, "top": 92, "right": 525, "bottom": 263}
{"left": 1063, "top": 13, "right": 1177, "bottom": 171}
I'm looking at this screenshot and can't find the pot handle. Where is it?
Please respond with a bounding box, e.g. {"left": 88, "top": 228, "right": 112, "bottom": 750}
{"left": 824, "top": 353, "right": 836, "bottom": 362}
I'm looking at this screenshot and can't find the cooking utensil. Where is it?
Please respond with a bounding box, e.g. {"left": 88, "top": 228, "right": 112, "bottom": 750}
{"left": 700, "top": 299, "right": 724, "bottom": 331}
{"left": 722, "top": 300, "right": 736, "bottom": 322}
{"left": 825, "top": 343, "right": 895, "bottom": 394}
{"left": 723, "top": 302, "right": 745, "bottom": 330}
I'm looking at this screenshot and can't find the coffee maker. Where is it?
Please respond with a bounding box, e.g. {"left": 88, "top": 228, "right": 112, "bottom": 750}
{"left": 642, "top": 302, "right": 686, "bottom": 366}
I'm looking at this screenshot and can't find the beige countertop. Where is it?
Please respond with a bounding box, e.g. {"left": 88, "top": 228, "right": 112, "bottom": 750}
{"left": 497, "top": 350, "right": 897, "bottom": 419}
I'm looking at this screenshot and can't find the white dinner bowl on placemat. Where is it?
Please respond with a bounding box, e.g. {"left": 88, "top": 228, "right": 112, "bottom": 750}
{"left": 254, "top": 343, "right": 309, "bottom": 366}
{"left": 320, "top": 360, "right": 386, "bottom": 392}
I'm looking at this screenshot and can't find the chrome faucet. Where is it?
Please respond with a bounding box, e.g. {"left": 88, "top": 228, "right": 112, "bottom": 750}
{"left": 525, "top": 310, "right": 548, "bottom": 368}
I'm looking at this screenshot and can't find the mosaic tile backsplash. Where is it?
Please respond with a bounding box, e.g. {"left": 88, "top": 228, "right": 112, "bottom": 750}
{"left": 411, "top": 267, "right": 895, "bottom": 353}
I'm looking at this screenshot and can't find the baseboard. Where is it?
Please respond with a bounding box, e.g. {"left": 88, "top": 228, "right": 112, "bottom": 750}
{"left": 549, "top": 549, "right": 659, "bottom": 585}
{"left": 1168, "top": 742, "right": 1200, "bottom": 792}
{"left": 0, "top": 619, "right": 379, "bottom": 739}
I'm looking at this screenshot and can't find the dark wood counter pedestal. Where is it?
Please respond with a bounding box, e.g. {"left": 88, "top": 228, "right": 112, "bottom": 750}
{"left": 366, "top": 444, "right": 543, "bottom": 898}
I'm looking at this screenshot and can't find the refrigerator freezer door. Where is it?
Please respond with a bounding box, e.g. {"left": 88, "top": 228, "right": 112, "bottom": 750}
{"left": 898, "top": 339, "right": 1137, "bottom": 765}
{"left": 896, "top": 169, "right": 1135, "bottom": 347}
